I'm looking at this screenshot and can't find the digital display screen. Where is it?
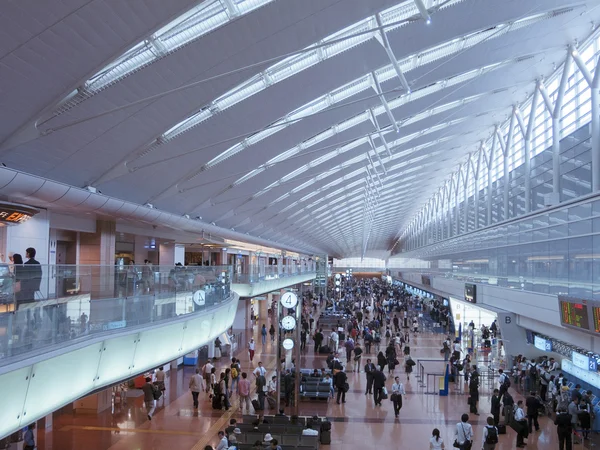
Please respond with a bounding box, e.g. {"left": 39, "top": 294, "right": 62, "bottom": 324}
{"left": 593, "top": 306, "right": 600, "bottom": 333}
{"left": 421, "top": 275, "right": 431, "bottom": 286}
{"left": 0, "top": 203, "right": 38, "bottom": 225}
{"left": 464, "top": 283, "right": 476, "bottom": 303}
{"left": 559, "top": 296, "right": 590, "bottom": 330}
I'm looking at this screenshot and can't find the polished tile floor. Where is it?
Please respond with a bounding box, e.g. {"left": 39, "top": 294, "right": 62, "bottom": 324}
{"left": 36, "top": 312, "right": 593, "bottom": 450}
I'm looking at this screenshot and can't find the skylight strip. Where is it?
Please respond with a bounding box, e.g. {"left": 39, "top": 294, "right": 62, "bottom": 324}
{"left": 178, "top": 11, "right": 554, "bottom": 183}
{"left": 51, "top": 0, "right": 275, "bottom": 116}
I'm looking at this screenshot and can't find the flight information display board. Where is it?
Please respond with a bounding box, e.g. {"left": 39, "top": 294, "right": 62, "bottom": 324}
{"left": 593, "top": 306, "right": 600, "bottom": 333}
{"left": 559, "top": 296, "right": 591, "bottom": 331}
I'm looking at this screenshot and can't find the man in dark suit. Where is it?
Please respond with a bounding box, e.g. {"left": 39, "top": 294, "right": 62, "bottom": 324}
{"left": 372, "top": 365, "right": 387, "bottom": 406}
{"left": 491, "top": 389, "right": 502, "bottom": 425}
{"left": 22, "top": 247, "right": 42, "bottom": 302}
{"left": 364, "top": 359, "right": 376, "bottom": 395}
{"left": 526, "top": 391, "right": 541, "bottom": 433}
{"left": 554, "top": 408, "right": 572, "bottom": 450}
{"left": 335, "top": 370, "right": 347, "bottom": 404}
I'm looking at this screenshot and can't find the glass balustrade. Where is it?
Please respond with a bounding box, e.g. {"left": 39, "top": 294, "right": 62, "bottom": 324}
{"left": 231, "top": 262, "right": 316, "bottom": 283}
{"left": 0, "top": 264, "right": 233, "bottom": 364}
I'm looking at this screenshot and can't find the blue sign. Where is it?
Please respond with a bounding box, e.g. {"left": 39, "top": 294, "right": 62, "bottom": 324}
{"left": 534, "top": 336, "right": 552, "bottom": 352}
{"left": 573, "top": 351, "right": 596, "bottom": 371}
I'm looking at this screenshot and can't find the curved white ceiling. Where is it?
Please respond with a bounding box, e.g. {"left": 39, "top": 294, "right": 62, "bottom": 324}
{"left": 1, "top": 0, "right": 600, "bottom": 257}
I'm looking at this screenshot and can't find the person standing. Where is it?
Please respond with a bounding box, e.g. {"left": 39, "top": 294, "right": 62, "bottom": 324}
{"left": 468, "top": 370, "right": 479, "bottom": 415}
{"left": 23, "top": 424, "right": 35, "bottom": 450}
{"left": 554, "top": 408, "right": 573, "bottom": 450}
{"left": 202, "top": 360, "right": 214, "bottom": 393}
{"left": 238, "top": 372, "right": 251, "bottom": 413}
{"left": 568, "top": 398, "right": 580, "bottom": 444}
{"left": 248, "top": 338, "right": 256, "bottom": 362}
{"left": 372, "top": 365, "right": 386, "bottom": 406}
{"left": 525, "top": 391, "right": 541, "bottom": 433}
{"left": 300, "top": 329, "right": 307, "bottom": 351}
{"left": 391, "top": 376, "right": 406, "bottom": 418}
{"left": 454, "top": 414, "right": 473, "bottom": 450}
{"left": 482, "top": 416, "right": 498, "bottom": 450}
{"left": 335, "top": 369, "right": 348, "bottom": 404}
{"left": 230, "top": 358, "right": 241, "bottom": 394}
{"left": 513, "top": 400, "right": 528, "bottom": 448}
{"left": 364, "top": 359, "right": 376, "bottom": 395}
{"left": 490, "top": 389, "right": 501, "bottom": 425}
{"left": 142, "top": 377, "right": 157, "bottom": 420}
{"left": 189, "top": 368, "right": 204, "bottom": 408}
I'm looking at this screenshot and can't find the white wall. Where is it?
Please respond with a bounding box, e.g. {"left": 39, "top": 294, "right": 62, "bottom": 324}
{"left": 49, "top": 212, "right": 96, "bottom": 233}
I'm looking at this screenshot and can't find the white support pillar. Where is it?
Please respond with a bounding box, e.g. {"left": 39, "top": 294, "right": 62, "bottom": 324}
{"left": 454, "top": 171, "right": 461, "bottom": 236}
{"left": 503, "top": 109, "right": 516, "bottom": 220}
{"left": 572, "top": 50, "right": 600, "bottom": 192}
{"left": 551, "top": 52, "right": 572, "bottom": 202}
{"left": 471, "top": 144, "right": 482, "bottom": 229}
{"left": 487, "top": 135, "right": 496, "bottom": 225}
{"left": 463, "top": 159, "right": 471, "bottom": 232}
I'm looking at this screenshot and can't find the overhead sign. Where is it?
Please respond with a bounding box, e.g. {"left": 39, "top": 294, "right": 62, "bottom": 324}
{"left": 192, "top": 290, "right": 206, "bottom": 306}
{"left": 0, "top": 202, "right": 39, "bottom": 225}
{"left": 464, "top": 283, "right": 477, "bottom": 303}
{"left": 534, "top": 335, "right": 552, "bottom": 352}
{"left": 572, "top": 351, "right": 597, "bottom": 371}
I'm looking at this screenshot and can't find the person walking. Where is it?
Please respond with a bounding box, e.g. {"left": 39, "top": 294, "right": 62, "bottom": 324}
{"left": 335, "top": 369, "right": 348, "bottom": 404}
{"left": 482, "top": 416, "right": 498, "bottom": 450}
{"left": 372, "top": 365, "right": 386, "bottom": 406}
{"left": 261, "top": 324, "right": 267, "bottom": 345}
{"left": 142, "top": 377, "right": 157, "bottom": 420}
{"left": 23, "top": 424, "right": 35, "bottom": 450}
{"left": 405, "top": 355, "right": 415, "bottom": 381}
{"left": 364, "top": 359, "right": 376, "bottom": 395}
{"left": 238, "top": 372, "right": 251, "bottom": 413}
{"left": 248, "top": 338, "right": 256, "bottom": 362}
{"left": 468, "top": 370, "right": 479, "bottom": 415}
{"left": 525, "top": 391, "right": 541, "bottom": 433}
{"left": 353, "top": 343, "right": 363, "bottom": 372}
{"left": 429, "top": 428, "right": 445, "bottom": 450}
{"left": 202, "top": 360, "right": 214, "bottom": 393}
{"left": 554, "top": 408, "right": 573, "bottom": 450}
{"left": 189, "top": 368, "right": 204, "bottom": 409}
{"left": 391, "top": 376, "right": 406, "bottom": 418}
{"left": 313, "top": 328, "right": 324, "bottom": 353}
{"left": 454, "top": 414, "right": 473, "bottom": 450}
{"left": 269, "top": 324, "right": 275, "bottom": 342}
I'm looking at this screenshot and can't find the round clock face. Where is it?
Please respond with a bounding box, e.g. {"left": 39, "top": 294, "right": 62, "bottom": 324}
{"left": 281, "top": 316, "right": 296, "bottom": 331}
{"left": 282, "top": 338, "right": 294, "bottom": 350}
{"left": 280, "top": 292, "right": 298, "bottom": 309}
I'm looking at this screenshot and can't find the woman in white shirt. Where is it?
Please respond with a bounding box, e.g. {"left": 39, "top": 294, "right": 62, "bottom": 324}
{"left": 391, "top": 376, "right": 406, "bottom": 418}
{"left": 429, "top": 428, "right": 445, "bottom": 450}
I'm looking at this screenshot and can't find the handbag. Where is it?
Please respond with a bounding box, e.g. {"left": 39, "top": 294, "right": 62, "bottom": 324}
{"left": 381, "top": 387, "right": 388, "bottom": 400}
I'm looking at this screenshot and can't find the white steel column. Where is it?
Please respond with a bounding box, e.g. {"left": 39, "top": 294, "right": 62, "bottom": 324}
{"left": 487, "top": 134, "right": 496, "bottom": 225}
{"left": 463, "top": 159, "right": 470, "bottom": 232}
{"left": 471, "top": 144, "right": 482, "bottom": 229}
{"left": 503, "top": 110, "right": 516, "bottom": 220}
{"left": 572, "top": 49, "right": 600, "bottom": 192}
{"left": 454, "top": 171, "right": 461, "bottom": 235}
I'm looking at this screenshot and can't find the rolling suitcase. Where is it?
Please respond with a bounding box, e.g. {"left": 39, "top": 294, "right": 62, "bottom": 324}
{"left": 497, "top": 424, "right": 507, "bottom": 435}
{"left": 212, "top": 395, "right": 222, "bottom": 410}
{"left": 267, "top": 395, "right": 276, "bottom": 409}
{"left": 252, "top": 399, "right": 262, "bottom": 411}
{"left": 319, "top": 345, "right": 331, "bottom": 354}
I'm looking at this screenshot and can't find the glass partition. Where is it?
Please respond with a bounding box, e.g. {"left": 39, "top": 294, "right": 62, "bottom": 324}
{"left": 0, "top": 264, "right": 233, "bottom": 365}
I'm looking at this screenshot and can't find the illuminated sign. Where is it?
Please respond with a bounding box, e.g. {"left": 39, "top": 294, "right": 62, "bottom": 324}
{"left": 464, "top": 283, "right": 477, "bottom": 303}
{"left": 0, "top": 203, "right": 39, "bottom": 225}
{"left": 534, "top": 335, "right": 552, "bottom": 352}
{"left": 572, "top": 351, "right": 597, "bottom": 371}
{"left": 559, "top": 296, "right": 591, "bottom": 331}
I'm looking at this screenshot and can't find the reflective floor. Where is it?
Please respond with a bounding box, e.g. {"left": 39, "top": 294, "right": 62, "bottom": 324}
{"left": 36, "top": 310, "right": 594, "bottom": 450}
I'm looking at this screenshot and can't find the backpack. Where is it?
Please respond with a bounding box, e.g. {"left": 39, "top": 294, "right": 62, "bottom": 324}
{"left": 529, "top": 364, "right": 537, "bottom": 378}
{"left": 385, "top": 330, "right": 391, "bottom": 338}
{"left": 231, "top": 365, "right": 239, "bottom": 379}
{"left": 485, "top": 426, "right": 498, "bottom": 444}
{"left": 502, "top": 374, "right": 511, "bottom": 388}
